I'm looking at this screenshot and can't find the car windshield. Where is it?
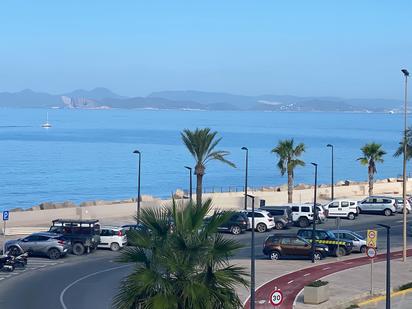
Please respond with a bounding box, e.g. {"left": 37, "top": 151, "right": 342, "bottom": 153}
{"left": 326, "top": 231, "right": 336, "bottom": 239}
{"left": 352, "top": 232, "right": 364, "bottom": 240}
{"left": 297, "top": 236, "right": 309, "bottom": 244}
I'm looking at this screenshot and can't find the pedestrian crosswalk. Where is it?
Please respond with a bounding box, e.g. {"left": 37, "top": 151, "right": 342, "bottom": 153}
{"left": 0, "top": 257, "right": 65, "bottom": 282}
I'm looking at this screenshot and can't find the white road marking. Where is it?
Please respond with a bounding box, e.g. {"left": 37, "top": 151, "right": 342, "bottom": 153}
{"left": 346, "top": 262, "right": 353, "bottom": 265}
{"left": 59, "top": 264, "right": 130, "bottom": 309}
{"left": 288, "top": 280, "right": 294, "bottom": 284}
{"left": 303, "top": 273, "right": 310, "bottom": 277}
{"left": 322, "top": 267, "right": 331, "bottom": 270}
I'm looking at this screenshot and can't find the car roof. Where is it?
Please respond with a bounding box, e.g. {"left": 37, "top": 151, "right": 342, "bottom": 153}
{"left": 329, "top": 229, "right": 356, "bottom": 233}
{"left": 101, "top": 226, "right": 123, "bottom": 230}
{"left": 327, "top": 199, "right": 357, "bottom": 202}
{"left": 366, "top": 196, "right": 395, "bottom": 199}
{"left": 244, "top": 209, "right": 270, "bottom": 214}
{"left": 52, "top": 219, "right": 99, "bottom": 224}
{"left": 31, "top": 232, "right": 62, "bottom": 237}
{"left": 261, "top": 206, "right": 290, "bottom": 209}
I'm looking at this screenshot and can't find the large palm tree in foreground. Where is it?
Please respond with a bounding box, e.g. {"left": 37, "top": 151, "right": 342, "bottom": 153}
{"left": 181, "top": 128, "right": 235, "bottom": 206}
{"left": 358, "top": 142, "right": 386, "bottom": 196}
{"left": 113, "top": 199, "right": 248, "bottom": 309}
{"left": 271, "top": 139, "right": 306, "bottom": 203}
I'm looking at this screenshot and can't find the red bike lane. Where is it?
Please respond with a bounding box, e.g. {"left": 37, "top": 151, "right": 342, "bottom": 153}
{"left": 244, "top": 249, "right": 412, "bottom": 309}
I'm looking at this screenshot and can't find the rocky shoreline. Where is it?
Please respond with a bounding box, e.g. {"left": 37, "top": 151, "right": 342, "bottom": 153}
{"left": 8, "top": 177, "right": 404, "bottom": 213}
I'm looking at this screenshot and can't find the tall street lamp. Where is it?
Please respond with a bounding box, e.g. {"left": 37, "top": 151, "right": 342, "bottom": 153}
{"left": 326, "top": 144, "right": 334, "bottom": 201}
{"left": 246, "top": 194, "right": 255, "bottom": 309}
{"left": 401, "top": 68, "right": 409, "bottom": 262}
{"left": 311, "top": 162, "right": 318, "bottom": 263}
{"left": 133, "top": 150, "right": 141, "bottom": 224}
{"left": 378, "top": 224, "right": 391, "bottom": 309}
{"left": 184, "top": 166, "right": 193, "bottom": 202}
{"left": 242, "top": 147, "right": 249, "bottom": 210}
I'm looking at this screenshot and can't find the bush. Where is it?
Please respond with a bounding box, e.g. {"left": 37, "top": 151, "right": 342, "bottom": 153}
{"left": 398, "top": 282, "right": 412, "bottom": 291}
{"left": 307, "top": 280, "right": 328, "bottom": 287}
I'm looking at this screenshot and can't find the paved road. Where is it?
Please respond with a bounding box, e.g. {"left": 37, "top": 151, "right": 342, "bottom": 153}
{"left": 244, "top": 249, "right": 412, "bottom": 309}
{"left": 0, "top": 212, "right": 410, "bottom": 309}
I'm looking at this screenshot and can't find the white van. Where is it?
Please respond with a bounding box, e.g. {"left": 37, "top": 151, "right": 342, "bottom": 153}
{"left": 324, "top": 199, "right": 358, "bottom": 220}
{"left": 98, "top": 226, "right": 128, "bottom": 251}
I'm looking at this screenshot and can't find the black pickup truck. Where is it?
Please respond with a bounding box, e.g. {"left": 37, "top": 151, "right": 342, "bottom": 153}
{"left": 49, "top": 219, "right": 101, "bottom": 255}
{"left": 297, "top": 228, "right": 353, "bottom": 257}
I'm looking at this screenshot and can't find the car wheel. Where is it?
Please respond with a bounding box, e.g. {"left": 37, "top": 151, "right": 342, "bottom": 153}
{"left": 8, "top": 246, "right": 21, "bottom": 256}
{"left": 348, "top": 213, "right": 356, "bottom": 220}
{"left": 360, "top": 245, "right": 367, "bottom": 254}
{"left": 72, "top": 243, "right": 85, "bottom": 255}
{"left": 384, "top": 209, "right": 392, "bottom": 216}
{"left": 110, "top": 242, "right": 121, "bottom": 251}
{"left": 256, "top": 223, "right": 267, "bottom": 233}
{"left": 48, "top": 248, "right": 61, "bottom": 260}
{"left": 299, "top": 217, "right": 309, "bottom": 228}
{"left": 275, "top": 221, "right": 284, "bottom": 230}
{"left": 269, "top": 251, "right": 281, "bottom": 260}
{"left": 335, "top": 246, "right": 346, "bottom": 257}
{"left": 313, "top": 252, "right": 322, "bottom": 260}
{"left": 230, "top": 225, "right": 242, "bottom": 235}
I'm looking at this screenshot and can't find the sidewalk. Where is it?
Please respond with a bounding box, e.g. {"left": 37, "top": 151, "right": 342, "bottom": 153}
{"left": 295, "top": 257, "right": 412, "bottom": 309}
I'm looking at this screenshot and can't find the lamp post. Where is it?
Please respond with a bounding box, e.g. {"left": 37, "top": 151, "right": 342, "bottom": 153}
{"left": 184, "top": 166, "right": 193, "bottom": 202}
{"left": 133, "top": 150, "right": 141, "bottom": 224}
{"left": 311, "top": 162, "right": 318, "bottom": 263}
{"left": 378, "top": 224, "right": 391, "bottom": 309}
{"left": 326, "top": 144, "right": 334, "bottom": 201}
{"left": 246, "top": 194, "right": 255, "bottom": 309}
{"left": 242, "top": 147, "right": 249, "bottom": 210}
{"left": 401, "top": 68, "right": 409, "bottom": 263}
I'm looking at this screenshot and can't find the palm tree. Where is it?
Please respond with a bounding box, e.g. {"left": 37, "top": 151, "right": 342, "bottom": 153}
{"left": 181, "top": 128, "right": 235, "bottom": 206}
{"left": 271, "top": 139, "right": 305, "bottom": 203}
{"left": 357, "top": 142, "right": 386, "bottom": 196}
{"left": 113, "top": 199, "right": 248, "bottom": 309}
{"left": 394, "top": 126, "right": 412, "bottom": 160}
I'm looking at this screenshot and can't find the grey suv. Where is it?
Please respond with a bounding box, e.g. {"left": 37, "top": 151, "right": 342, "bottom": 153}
{"left": 358, "top": 196, "right": 397, "bottom": 216}
{"left": 5, "top": 232, "right": 71, "bottom": 259}
{"left": 260, "top": 206, "right": 292, "bottom": 230}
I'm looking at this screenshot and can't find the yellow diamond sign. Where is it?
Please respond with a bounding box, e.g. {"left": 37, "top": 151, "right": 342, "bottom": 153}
{"left": 367, "top": 229, "right": 377, "bottom": 248}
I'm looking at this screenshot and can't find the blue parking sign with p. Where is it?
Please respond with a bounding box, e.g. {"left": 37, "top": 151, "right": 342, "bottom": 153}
{"left": 3, "top": 211, "right": 9, "bottom": 221}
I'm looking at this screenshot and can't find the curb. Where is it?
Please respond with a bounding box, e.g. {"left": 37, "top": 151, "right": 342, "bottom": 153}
{"left": 358, "top": 287, "right": 412, "bottom": 306}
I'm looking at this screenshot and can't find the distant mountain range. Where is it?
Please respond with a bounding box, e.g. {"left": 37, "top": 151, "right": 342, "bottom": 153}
{"left": 0, "top": 88, "right": 404, "bottom": 112}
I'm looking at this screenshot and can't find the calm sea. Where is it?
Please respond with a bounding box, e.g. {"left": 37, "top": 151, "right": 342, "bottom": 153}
{"left": 0, "top": 108, "right": 407, "bottom": 211}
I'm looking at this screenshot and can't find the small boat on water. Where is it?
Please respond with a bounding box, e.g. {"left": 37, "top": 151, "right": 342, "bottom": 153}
{"left": 42, "top": 112, "right": 52, "bottom": 128}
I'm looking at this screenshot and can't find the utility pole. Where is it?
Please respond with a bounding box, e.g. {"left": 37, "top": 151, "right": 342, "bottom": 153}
{"left": 401, "top": 68, "right": 409, "bottom": 262}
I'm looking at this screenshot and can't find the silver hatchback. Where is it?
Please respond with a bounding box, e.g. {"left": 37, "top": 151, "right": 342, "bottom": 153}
{"left": 5, "top": 232, "right": 71, "bottom": 259}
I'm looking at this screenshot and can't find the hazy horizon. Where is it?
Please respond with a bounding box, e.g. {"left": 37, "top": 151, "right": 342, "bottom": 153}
{"left": 1, "top": 1, "right": 411, "bottom": 100}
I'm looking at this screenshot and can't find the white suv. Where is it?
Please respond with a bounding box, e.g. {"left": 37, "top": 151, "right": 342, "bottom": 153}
{"left": 98, "top": 226, "right": 128, "bottom": 251}
{"left": 358, "top": 196, "right": 397, "bottom": 216}
{"left": 324, "top": 199, "right": 359, "bottom": 220}
{"left": 242, "top": 209, "right": 275, "bottom": 233}
{"left": 291, "top": 205, "right": 326, "bottom": 228}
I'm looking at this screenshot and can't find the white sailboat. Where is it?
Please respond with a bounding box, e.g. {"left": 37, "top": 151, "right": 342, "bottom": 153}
{"left": 42, "top": 112, "right": 52, "bottom": 128}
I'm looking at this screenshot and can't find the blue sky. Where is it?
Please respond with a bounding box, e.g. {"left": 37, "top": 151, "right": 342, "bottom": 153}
{"left": 1, "top": 1, "right": 411, "bottom": 99}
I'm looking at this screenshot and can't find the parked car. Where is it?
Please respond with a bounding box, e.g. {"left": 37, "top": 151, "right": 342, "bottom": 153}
{"left": 259, "top": 206, "right": 293, "bottom": 230}
{"left": 323, "top": 199, "right": 359, "bottom": 220}
{"left": 394, "top": 197, "right": 411, "bottom": 214}
{"left": 5, "top": 232, "right": 71, "bottom": 259}
{"left": 262, "top": 234, "right": 329, "bottom": 260}
{"left": 215, "top": 211, "right": 249, "bottom": 235}
{"left": 49, "top": 219, "right": 101, "bottom": 255}
{"left": 98, "top": 226, "right": 127, "bottom": 251}
{"left": 330, "top": 230, "right": 367, "bottom": 253}
{"left": 291, "top": 205, "right": 326, "bottom": 228}
{"left": 297, "top": 229, "right": 353, "bottom": 257}
{"left": 242, "top": 209, "right": 275, "bottom": 232}
{"left": 357, "top": 196, "right": 397, "bottom": 216}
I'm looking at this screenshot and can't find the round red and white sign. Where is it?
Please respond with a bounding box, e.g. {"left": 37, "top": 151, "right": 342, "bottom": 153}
{"left": 368, "top": 231, "right": 376, "bottom": 239}
{"left": 367, "top": 247, "right": 377, "bottom": 259}
{"left": 269, "top": 289, "right": 283, "bottom": 306}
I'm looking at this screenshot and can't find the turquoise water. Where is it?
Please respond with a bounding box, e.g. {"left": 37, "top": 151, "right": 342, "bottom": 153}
{"left": 0, "top": 108, "right": 406, "bottom": 211}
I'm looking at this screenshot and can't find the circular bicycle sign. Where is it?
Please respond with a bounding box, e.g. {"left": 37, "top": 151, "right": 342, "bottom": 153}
{"left": 269, "top": 289, "right": 283, "bottom": 306}
{"left": 367, "top": 247, "right": 377, "bottom": 259}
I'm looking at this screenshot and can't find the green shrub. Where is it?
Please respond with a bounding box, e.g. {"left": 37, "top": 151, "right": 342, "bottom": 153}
{"left": 307, "top": 280, "right": 328, "bottom": 287}
{"left": 398, "top": 282, "right": 412, "bottom": 291}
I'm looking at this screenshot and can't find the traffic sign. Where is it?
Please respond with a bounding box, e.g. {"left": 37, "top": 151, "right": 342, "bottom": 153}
{"left": 2, "top": 211, "right": 9, "bottom": 221}
{"left": 269, "top": 289, "right": 283, "bottom": 306}
{"left": 366, "top": 229, "right": 377, "bottom": 248}
{"left": 366, "top": 247, "right": 377, "bottom": 259}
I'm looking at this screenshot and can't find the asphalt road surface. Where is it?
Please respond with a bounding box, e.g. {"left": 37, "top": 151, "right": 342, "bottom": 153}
{"left": 0, "top": 212, "right": 410, "bottom": 309}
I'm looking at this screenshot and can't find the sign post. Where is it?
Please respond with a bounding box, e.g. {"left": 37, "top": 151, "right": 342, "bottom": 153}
{"left": 2, "top": 211, "right": 9, "bottom": 254}
{"left": 335, "top": 217, "right": 341, "bottom": 259}
{"left": 269, "top": 289, "right": 283, "bottom": 307}
{"left": 366, "top": 230, "right": 378, "bottom": 295}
